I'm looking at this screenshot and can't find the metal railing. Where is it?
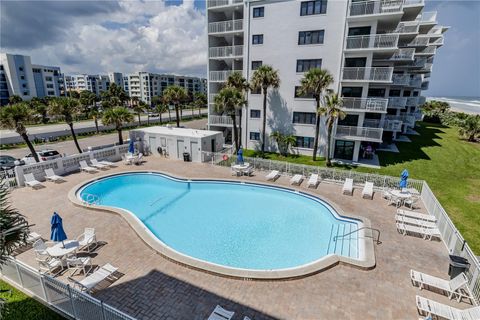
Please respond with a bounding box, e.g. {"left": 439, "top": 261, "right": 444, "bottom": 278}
{"left": 209, "top": 70, "right": 241, "bottom": 82}
{"left": 390, "top": 48, "right": 415, "bottom": 61}
{"left": 406, "top": 37, "right": 430, "bottom": 47}
{"left": 334, "top": 227, "right": 382, "bottom": 245}
{"left": 417, "top": 11, "right": 437, "bottom": 23}
{"left": 207, "top": 0, "right": 229, "bottom": 8}
{"left": 409, "top": 74, "right": 423, "bottom": 87}
{"left": 363, "top": 119, "right": 403, "bottom": 131}
{"left": 393, "top": 22, "right": 419, "bottom": 34}
{"left": 0, "top": 169, "right": 17, "bottom": 189}
{"left": 209, "top": 45, "right": 243, "bottom": 58}
{"left": 418, "top": 96, "right": 426, "bottom": 105}
{"left": 209, "top": 115, "right": 240, "bottom": 127}
{"left": 335, "top": 125, "right": 383, "bottom": 141}
{"left": 346, "top": 33, "right": 399, "bottom": 50}
{"left": 0, "top": 258, "right": 136, "bottom": 320}
{"left": 349, "top": 0, "right": 403, "bottom": 16}
{"left": 208, "top": 19, "right": 243, "bottom": 33}
{"left": 392, "top": 74, "right": 411, "bottom": 86}
{"left": 342, "top": 67, "right": 393, "bottom": 82}
{"left": 406, "top": 97, "right": 419, "bottom": 106}
{"left": 342, "top": 97, "right": 388, "bottom": 112}
{"left": 388, "top": 97, "right": 407, "bottom": 108}
{"left": 416, "top": 46, "right": 436, "bottom": 55}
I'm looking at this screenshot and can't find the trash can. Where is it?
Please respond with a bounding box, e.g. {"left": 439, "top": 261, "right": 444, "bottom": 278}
{"left": 183, "top": 152, "right": 191, "bottom": 162}
{"left": 448, "top": 255, "right": 470, "bottom": 279}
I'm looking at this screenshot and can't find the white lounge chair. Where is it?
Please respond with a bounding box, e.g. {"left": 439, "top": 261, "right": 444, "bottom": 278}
{"left": 44, "top": 168, "right": 64, "bottom": 183}
{"left": 76, "top": 228, "right": 97, "bottom": 252}
{"left": 68, "top": 263, "right": 118, "bottom": 293}
{"left": 396, "top": 222, "right": 441, "bottom": 240}
{"left": 66, "top": 256, "right": 92, "bottom": 276}
{"left": 37, "top": 257, "right": 63, "bottom": 276}
{"left": 404, "top": 195, "right": 420, "bottom": 209}
{"left": 99, "top": 159, "right": 115, "bottom": 167}
{"left": 135, "top": 153, "right": 144, "bottom": 165}
{"left": 208, "top": 305, "right": 235, "bottom": 320}
{"left": 307, "top": 174, "right": 319, "bottom": 188}
{"left": 395, "top": 214, "right": 438, "bottom": 229}
{"left": 362, "top": 181, "right": 374, "bottom": 199}
{"left": 24, "top": 173, "right": 43, "bottom": 189}
{"left": 342, "top": 178, "right": 353, "bottom": 195}
{"left": 411, "top": 270, "right": 472, "bottom": 302}
{"left": 27, "top": 232, "right": 42, "bottom": 243}
{"left": 416, "top": 295, "right": 480, "bottom": 320}
{"left": 265, "top": 170, "right": 280, "bottom": 181}
{"left": 90, "top": 159, "right": 108, "bottom": 169}
{"left": 290, "top": 174, "right": 303, "bottom": 185}
{"left": 33, "top": 239, "right": 50, "bottom": 258}
{"left": 397, "top": 209, "right": 437, "bottom": 222}
{"left": 79, "top": 160, "right": 97, "bottom": 173}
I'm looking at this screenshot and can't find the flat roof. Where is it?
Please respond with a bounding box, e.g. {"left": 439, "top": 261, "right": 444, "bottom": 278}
{"left": 132, "top": 126, "right": 222, "bottom": 138}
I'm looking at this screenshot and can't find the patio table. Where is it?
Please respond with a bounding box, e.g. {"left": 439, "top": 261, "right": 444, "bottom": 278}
{"left": 46, "top": 240, "right": 79, "bottom": 258}
{"left": 231, "top": 163, "right": 251, "bottom": 176}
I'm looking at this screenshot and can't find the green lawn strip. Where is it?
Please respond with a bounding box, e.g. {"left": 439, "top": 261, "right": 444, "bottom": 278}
{"left": 0, "top": 280, "right": 66, "bottom": 320}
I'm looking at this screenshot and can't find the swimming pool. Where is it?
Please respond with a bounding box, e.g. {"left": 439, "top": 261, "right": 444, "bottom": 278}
{"left": 76, "top": 172, "right": 366, "bottom": 277}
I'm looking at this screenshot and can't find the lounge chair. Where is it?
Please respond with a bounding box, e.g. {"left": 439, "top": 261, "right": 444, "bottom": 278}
{"left": 135, "top": 153, "right": 144, "bottom": 165}
{"left": 265, "top": 170, "right": 280, "bottom": 181}
{"left": 416, "top": 295, "right": 480, "bottom": 320}
{"left": 396, "top": 222, "right": 441, "bottom": 240}
{"left": 208, "top": 305, "right": 235, "bottom": 320}
{"left": 404, "top": 195, "right": 420, "bottom": 209}
{"left": 68, "top": 263, "right": 118, "bottom": 293}
{"left": 395, "top": 214, "right": 438, "bottom": 229}
{"left": 33, "top": 239, "right": 50, "bottom": 258}
{"left": 37, "top": 257, "right": 63, "bottom": 276}
{"left": 90, "top": 159, "right": 108, "bottom": 169}
{"left": 99, "top": 159, "right": 116, "bottom": 167}
{"left": 362, "top": 181, "right": 374, "bottom": 199}
{"left": 342, "top": 178, "right": 353, "bottom": 195}
{"left": 44, "top": 168, "right": 64, "bottom": 183}
{"left": 24, "top": 173, "right": 43, "bottom": 189}
{"left": 79, "top": 160, "right": 97, "bottom": 173}
{"left": 66, "top": 256, "right": 92, "bottom": 276}
{"left": 411, "top": 270, "right": 471, "bottom": 302}
{"left": 307, "top": 174, "right": 319, "bottom": 188}
{"left": 382, "top": 189, "right": 393, "bottom": 200}
{"left": 397, "top": 209, "right": 437, "bottom": 222}
{"left": 76, "top": 228, "right": 97, "bottom": 252}
{"left": 27, "top": 232, "right": 42, "bottom": 243}
{"left": 290, "top": 174, "right": 303, "bottom": 185}
{"left": 389, "top": 195, "right": 402, "bottom": 207}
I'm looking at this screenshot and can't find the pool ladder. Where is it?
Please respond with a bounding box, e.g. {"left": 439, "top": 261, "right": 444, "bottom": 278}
{"left": 334, "top": 227, "right": 382, "bottom": 245}
{"left": 83, "top": 193, "right": 101, "bottom": 206}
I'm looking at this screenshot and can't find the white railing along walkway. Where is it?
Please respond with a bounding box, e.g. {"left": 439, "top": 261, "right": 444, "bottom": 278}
{"left": 342, "top": 97, "right": 388, "bottom": 112}
{"left": 209, "top": 45, "right": 243, "bottom": 58}
{"left": 342, "top": 67, "right": 393, "bottom": 82}
{"left": 349, "top": 0, "right": 403, "bottom": 16}
{"left": 335, "top": 125, "right": 383, "bottom": 141}
{"left": 390, "top": 48, "right": 415, "bottom": 61}
{"left": 346, "top": 33, "right": 399, "bottom": 50}
{"left": 208, "top": 19, "right": 243, "bottom": 33}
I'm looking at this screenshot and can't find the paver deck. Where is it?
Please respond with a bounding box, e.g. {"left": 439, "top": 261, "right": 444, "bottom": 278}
{"left": 9, "top": 156, "right": 475, "bottom": 319}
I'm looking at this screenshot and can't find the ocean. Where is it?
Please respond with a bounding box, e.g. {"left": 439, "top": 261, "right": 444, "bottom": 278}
{"left": 427, "top": 96, "right": 480, "bottom": 115}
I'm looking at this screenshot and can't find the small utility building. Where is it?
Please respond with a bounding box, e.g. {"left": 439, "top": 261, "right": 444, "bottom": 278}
{"left": 130, "top": 126, "right": 224, "bottom": 162}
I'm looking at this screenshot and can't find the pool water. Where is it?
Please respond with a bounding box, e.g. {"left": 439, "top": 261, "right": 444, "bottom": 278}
{"left": 79, "top": 173, "right": 359, "bottom": 271}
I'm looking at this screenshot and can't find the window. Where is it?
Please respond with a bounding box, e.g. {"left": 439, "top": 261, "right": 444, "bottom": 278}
{"left": 389, "top": 89, "right": 401, "bottom": 97}
{"left": 294, "top": 86, "right": 314, "bottom": 99}
{"left": 300, "top": 0, "right": 327, "bottom": 16}
{"left": 19, "top": 67, "right": 24, "bottom": 71}
{"left": 23, "top": 91, "right": 28, "bottom": 96}
{"left": 20, "top": 75, "right": 25, "bottom": 80}
{"left": 22, "top": 84, "right": 26, "bottom": 88}
{"left": 250, "top": 109, "right": 261, "bottom": 118}
{"left": 252, "top": 34, "right": 263, "bottom": 45}
{"left": 253, "top": 7, "right": 264, "bottom": 18}
{"left": 45, "top": 76, "right": 53, "bottom": 82}
{"left": 252, "top": 61, "right": 262, "bottom": 70}
{"left": 293, "top": 112, "right": 316, "bottom": 124}
{"left": 338, "top": 114, "right": 359, "bottom": 126}
{"left": 250, "top": 132, "right": 260, "bottom": 141}
{"left": 341, "top": 87, "right": 363, "bottom": 97}
{"left": 296, "top": 59, "right": 322, "bottom": 72}
{"left": 295, "top": 136, "right": 315, "bottom": 149}
{"left": 46, "top": 84, "right": 54, "bottom": 88}
{"left": 298, "top": 30, "right": 324, "bottom": 45}
{"left": 348, "top": 26, "right": 371, "bottom": 36}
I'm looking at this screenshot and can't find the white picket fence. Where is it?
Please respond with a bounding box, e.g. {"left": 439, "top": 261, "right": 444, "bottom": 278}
{"left": 0, "top": 258, "right": 135, "bottom": 320}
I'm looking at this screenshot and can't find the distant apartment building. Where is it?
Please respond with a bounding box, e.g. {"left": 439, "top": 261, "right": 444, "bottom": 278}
{"left": 32, "top": 65, "right": 65, "bottom": 98}
{"left": 207, "top": 0, "right": 447, "bottom": 163}
{"left": 108, "top": 72, "right": 124, "bottom": 88}
{"left": 65, "top": 74, "right": 110, "bottom": 96}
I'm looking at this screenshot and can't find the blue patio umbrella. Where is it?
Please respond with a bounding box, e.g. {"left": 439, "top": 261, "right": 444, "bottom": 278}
{"left": 236, "top": 148, "right": 244, "bottom": 165}
{"left": 50, "top": 212, "right": 67, "bottom": 247}
{"left": 128, "top": 139, "right": 135, "bottom": 154}
{"left": 399, "top": 169, "right": 409, "bottom": 189}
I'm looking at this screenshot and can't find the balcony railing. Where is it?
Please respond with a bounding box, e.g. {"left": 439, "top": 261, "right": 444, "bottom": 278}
{"left": 345, "top": 33, "right": 399, "bottom": 50}
{"left": 209, "top": 45, "right": 243, "bottom": 58}
{"left": 393, "top": 22, "right": 419, "bottom": 34}
{"left": 209, "top": 115, "right": 240, "bottom": 127}
{"left": 411, "top": 57, "right": 427, "bottom": 68}
{"left": 349, "top": 0, "right": 403, "bottom": 16}
{"left": 421, "top": 81, "right": 429, "bottom": 90}
{"left": 418, "top": 96, "right": 426, "bottom": 105}
{"left": 415, "top": 46, "right": 436, "bottom": 55}
{"left": 209, "top": 70, "right": 241, "bottom": 82}
{"left": 387, "top": 114, "right": 415, "bottom": 126}
{"left": 208, "top": 19, "right": 243, "bottom": 33}
{"left": 403, "top": 0, "right": 424, "bottom": 6}
{"left": 406, "top": 97, "right": 419, "bottom": 106}
{"left": 409, "top": 75, "right": 422, "bottom": 87}
{"left": 209, "top": 94, "right": 217, "bottom": 104}
{"left": 390, "top": 48, "right": 415, "bottom": 60}
{"left": 406, "top": 37, "right": 429, "bottom": 47}
{"left": 342, "top": 67, "right": 393, "bottom": 82}
{"left": 388, "top": 97, "right": 407, "bottom": 108}
{"left": 342, "top": 97, "right": 388, "bottom": 112}
{"left": 335, "top": 125, "right": 383, "bottom": 141}
{"left": 365, "top": 119, "right": 402, "bottom": 131}
{"left": 207, "top": 0, "right": 242, "bottom": 8}
{"left": 392, "top": 74, "right": 410, "bottom": 86}
{"left": 417, "top": 11, "right": 437, "bottom": 24}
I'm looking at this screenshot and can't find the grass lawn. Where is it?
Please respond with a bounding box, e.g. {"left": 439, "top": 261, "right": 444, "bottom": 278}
{"left": 0, "top": 280, "right": 65, "bottom": 320}
{"left": 245, "top": 122, "right": 480, "bottom": 254}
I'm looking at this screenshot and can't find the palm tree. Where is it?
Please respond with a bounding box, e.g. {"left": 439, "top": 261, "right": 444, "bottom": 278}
{"left": 250, "top": 65, "right": 280, "bottom": 153}
{"left": 155, "top": 103, "right": 168, "bottom": 124}
{"left": 101, "top": 107, "right": 134, "bottom": 145}
{"left": 193, "top": 92, "right": 207, "bottom": 118}
{"left": 163, "top": 85, "right": 188, "bottom": 127}
{"left": 226, "top": 72, "right": 249, "bottom": 146}
{"left": 458, "top": 114, "right": 480, "bottom": 142}
{"left": 90, "top": 108, "right": 101, "bottom": 133}
{"left": 8, "top": 95, "right": 23, "bottom": 104}
{"left": 270, "top": 131, "right": 296, "bottom": 156}
{"left": 79, "top": 90, "right": 97, "bottom": 119}
{"left": 29, "top": 97, "right": 48, "bottom": 124}
{"left": 297, "top": 68, "right": 334, "bottom": 160}
{"left": 132, "top": 102, "right": 145, "bottom": 126}
{"left": 318, "top": 93, "right": 346, "bottom": 167}
{"left": 48, "top": 97, "right": 83, "bottom": 153}
{"left": 214, "top": 87, "right": 245, "bottom": 152}
{"left": 101, "top": 83, "right": 128, "bottom": 108}
{"left": 0, "top": 103, "right": 40, "bottom": 162}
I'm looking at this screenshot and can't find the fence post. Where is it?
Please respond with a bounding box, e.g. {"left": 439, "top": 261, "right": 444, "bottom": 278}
{"left": 40, "top": 275, "right": 49, "bottom": 302}
{"left": 15, "top": 261, "right": 24, "bottom": 287}
{"left": 67, "top": 284, "right": 77, "bottom": 319}
{"left": 101, "top": 301, "right": 107, "bottom": 320}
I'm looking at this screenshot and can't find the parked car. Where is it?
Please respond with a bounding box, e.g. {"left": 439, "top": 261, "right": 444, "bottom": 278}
{"left": 147, "top": 112, "right": 159, "bottom": 117}
{"left": 0, "top": 155, "right": 24, "bottom": 170}
{"left": 22, "top": 149, "right": 62, "bottom": 164}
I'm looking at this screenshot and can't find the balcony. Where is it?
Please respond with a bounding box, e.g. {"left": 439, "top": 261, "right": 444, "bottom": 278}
{"left": 403, "top": 0, "right": 424, "bottom": 6}
{"left": 364, "top": 119, "right": 403, "bottom": 131}
{"left": 409, "top": 75, "right": 422, "bottom": 87}
{"left": 421, "top": 81, "right": 429, "bottom": 90}
{"left": 207, "top": 0, "right": 242, "bottom": 8}
{"left": 406, "top": 97, "right": 419, "bottom": 106}
{"left": 349, "top": 0, "right": 403, "bottom": 17}
{"left": 418, "top": 96, "right": 426, "bottom": 105}
{"left": 393, "top": 22, "right": 419, "bottom": 34}
{"left": 209, "top": 45, "right": 243, "bottom": 58}
{"left": 342, "top": 97, "right": 388, "bottom": 113}
{"left": 392, "top": 74, "right": 410, "bottom": 86}
{"left": 335, "top": 125, "right": 383, "bottom": 142}
{"left": 417, "top": 11, "right": 437, "bottom": 24}
{"left": 209, "top": 115, "right": 240, "bottom": 127}
{"left": 389, "top": 48, "right": 415, "bottom": 61}
{"left": 342, "top": 67, "right": 393, "bottom": 82}
{"left": 388, "top": 97, "right": 407, "bottom": 108}
{"left": 208, "top": 94, "right": 217, "bottom": 104}
{"left": 208, "top": 19, "right": 243, "bottom": 34}
{"left": 345, "top": 33, "right": 399, "bottom": 51}
{"left": 209, "top": 70, "right": 241, "bottom": 82}
{"left": 415, "top": 46, "right": 436, "bottom": 56}
{"left": 387, "top": 114, "right": 415, "bottom": 127}
{"left": 405, "top": 37, "right": 429, "bottom": 47}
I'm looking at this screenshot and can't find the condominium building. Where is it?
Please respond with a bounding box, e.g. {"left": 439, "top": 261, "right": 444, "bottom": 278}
{"left": 108, "top": 72, "right": 124, "bottom": 88}
{"left": 32, "top": 65, "right": 65, "bottom": 98}
{"left": 207, "top": 0, "right": 447, "bottom": 163}
{"left": 65, "top": 74, "right": 110, "bottom": 96}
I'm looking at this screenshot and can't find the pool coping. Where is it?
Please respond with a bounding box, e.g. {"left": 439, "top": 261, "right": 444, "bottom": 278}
{"left": 68, "top": 170, "right": 376, "bottom": 280}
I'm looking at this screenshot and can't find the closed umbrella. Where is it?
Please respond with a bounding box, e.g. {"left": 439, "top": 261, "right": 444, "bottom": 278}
{"left": 237, "top": 148, "right": 244, "bottom": 165}
{"left": 128, "top": 139, "right": 135, "bottom": 154}
{"left": 50, "top": 212, "right": 67, "bottom": 247}
{"left": 399, "top": 169, "right": 409, "bottom": 189}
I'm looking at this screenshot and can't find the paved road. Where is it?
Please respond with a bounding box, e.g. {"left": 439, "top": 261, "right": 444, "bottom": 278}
{"left": 0, "top": 109, "right": 207, "bottom": 144}
{"left": 1, "top": 118, "right": 208, "bottom": 159}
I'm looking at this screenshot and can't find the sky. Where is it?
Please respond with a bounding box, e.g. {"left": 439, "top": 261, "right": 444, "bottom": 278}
{"left": 1, "top": 0, "right": 479, "bottom": 97}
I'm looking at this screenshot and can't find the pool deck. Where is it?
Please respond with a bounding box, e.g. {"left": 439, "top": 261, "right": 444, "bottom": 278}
{"left": 9, "top": 157, "right": 475, "bottom": 319}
